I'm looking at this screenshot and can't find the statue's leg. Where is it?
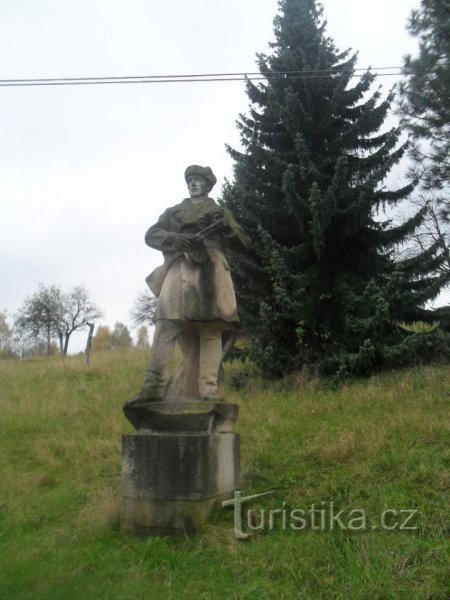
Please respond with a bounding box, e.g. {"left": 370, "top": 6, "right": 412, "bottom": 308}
{"left": 198, "top": 322, "right": 223, "bottom": 400}
{"left": 128, "top": 319, "right": 180, "bottom": 403}
{"left": 166, "top": 328, "right": 200, "bottom": 400}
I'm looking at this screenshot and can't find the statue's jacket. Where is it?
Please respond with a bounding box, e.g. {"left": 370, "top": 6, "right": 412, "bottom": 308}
{"left": 145, "top": 197, "right": 250, "bottom": 325}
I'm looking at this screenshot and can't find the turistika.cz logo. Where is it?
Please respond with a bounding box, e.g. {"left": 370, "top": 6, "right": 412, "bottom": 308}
{"left": 222, "top": 490, "right": 420, "bottom": 539}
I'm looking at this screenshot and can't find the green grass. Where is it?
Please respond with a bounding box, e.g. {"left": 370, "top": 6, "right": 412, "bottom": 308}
{"left": 0, "top": 350, "right": 449, "bottom": 599}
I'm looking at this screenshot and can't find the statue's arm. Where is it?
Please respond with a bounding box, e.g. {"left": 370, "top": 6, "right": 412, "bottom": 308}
{"left": 145, "top": 208, "right": 197, "bottom": 252}
{"left": 221, "top": 209, "right": 251, "bottom": 253}
{"left": 145, "top": 209, "right": 175, "bottom": 251}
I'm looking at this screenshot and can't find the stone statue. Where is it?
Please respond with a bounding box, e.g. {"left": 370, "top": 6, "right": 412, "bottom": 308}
{"left": 124, "top": 164, "right": 250, "bottom": 414}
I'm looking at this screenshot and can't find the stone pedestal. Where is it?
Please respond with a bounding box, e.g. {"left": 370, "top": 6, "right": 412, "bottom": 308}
{"left": 121, "top": 401, "right": 240, "bottom": 537}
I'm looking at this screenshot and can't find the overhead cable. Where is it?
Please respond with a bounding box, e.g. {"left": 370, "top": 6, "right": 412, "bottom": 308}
{"left": 0, "top": 66, "right": 408, "bottom": 87}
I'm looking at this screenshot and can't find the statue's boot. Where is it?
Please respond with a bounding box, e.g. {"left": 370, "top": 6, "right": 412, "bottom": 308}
{"left": 123, "top": 367, "right": 168, "bottom": 413}
{"left": 122, "top": 380, "right": 165, "bottom": 428}
{"left": 124, "top": 388, "right": 161, "bottom": 408}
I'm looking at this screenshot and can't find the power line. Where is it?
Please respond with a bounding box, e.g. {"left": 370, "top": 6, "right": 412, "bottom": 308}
{"left": 0, "top": 258, "right": 46, "bottom": 285}
{"left": 0, "top": 247, "right": 131, "bottom": 320}
{"left": 0, "top": 66, "right": 404, "bottom": 82}
{"left": 0, "top": 66, "right": 407, "bottom": 87}
{"left": 0, "top": 247, "right": 58, "bottom": 284}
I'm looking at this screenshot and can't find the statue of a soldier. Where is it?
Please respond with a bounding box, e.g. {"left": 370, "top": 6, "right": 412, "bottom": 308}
{"left": 124, "top": 165, "right": 249, "bottom": 414}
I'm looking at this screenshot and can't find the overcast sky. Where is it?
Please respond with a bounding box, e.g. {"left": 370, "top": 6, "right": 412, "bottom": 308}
{"left": 1, "top": 0, "right": 431, "bottom": 353}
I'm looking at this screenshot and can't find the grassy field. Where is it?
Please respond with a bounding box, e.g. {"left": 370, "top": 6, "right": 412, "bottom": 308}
{"left": 0, "top": 350, "right": 448, "bottom": 599}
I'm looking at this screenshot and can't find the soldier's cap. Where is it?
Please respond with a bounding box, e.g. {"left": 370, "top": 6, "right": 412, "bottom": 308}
{"left": 184, "top": 165, "right": 217, "bottom": 189}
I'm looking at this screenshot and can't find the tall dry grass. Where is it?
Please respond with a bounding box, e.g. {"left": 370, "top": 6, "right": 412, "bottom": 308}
{"left": 0, "top": 350, "right": 448, "bottom": 599}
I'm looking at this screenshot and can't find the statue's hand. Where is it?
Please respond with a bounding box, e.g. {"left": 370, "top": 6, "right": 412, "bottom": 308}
{"left": 212, "top": 208, "right": 233, "bottom": 234}
{"left": 196, "top": 215, "right": 209, "bottom": 229}
{"left": 210, "top": 209, "right": 224, "bottom": 223}
{"left": 197, "top": 209, "right": 225, "bottom": 230}
{"left": 167, "top": 233, "right": 197, "bottom": 251}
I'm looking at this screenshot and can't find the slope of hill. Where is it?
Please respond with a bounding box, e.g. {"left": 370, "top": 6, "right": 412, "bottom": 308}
{"left": 0, "top": 350, "right": 448, "bottom": 599}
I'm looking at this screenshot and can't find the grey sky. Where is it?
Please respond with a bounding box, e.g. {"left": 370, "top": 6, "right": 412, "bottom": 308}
{"left": 1, "top": 0, "right": 428, "bottom": 352}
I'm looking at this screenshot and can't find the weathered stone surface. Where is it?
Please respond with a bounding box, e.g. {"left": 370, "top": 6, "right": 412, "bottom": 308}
{"left": 120, "top": 431, "right": 240, "bottom": 536}
{"left": 121, "top": 433, "right": 240, "bottom": 500}
{"left": 120, "top": 165, "right": 248, "bottom": 536}
{"left": 123, "top": 399, "right": 238, "bottom": 433}
{"left": 123, "top": 165, "right": 250, "bottom": 417}
{"left": 121, "top": 497, "right": 218, "bottom": 537}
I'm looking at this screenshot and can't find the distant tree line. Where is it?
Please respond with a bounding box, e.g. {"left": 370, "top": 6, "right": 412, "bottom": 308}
{"left": 1, "top": 284, "right": 153, "bottom": 360}
{"left": 91, "top": 322, "right": 149, "bottom": 352}
{"left": 12, "top": 284, "right": 102, "bottom": 358}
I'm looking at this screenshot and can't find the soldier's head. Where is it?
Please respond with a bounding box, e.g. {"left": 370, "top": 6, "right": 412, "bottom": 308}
{"left": 184, "top": 165, "right": 217, "bottom": 198}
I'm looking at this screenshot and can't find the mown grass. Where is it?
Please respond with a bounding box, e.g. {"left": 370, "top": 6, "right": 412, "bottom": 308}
{"left": 0, "top": 350, "right": 448, "bottom": 599}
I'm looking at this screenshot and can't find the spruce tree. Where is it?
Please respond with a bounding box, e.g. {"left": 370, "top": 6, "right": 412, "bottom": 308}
{"left": 399, "top": 0, "right": 450, "bottom": 213}
{"left": 222, "top": 0, "right": 450, "bottom": 378}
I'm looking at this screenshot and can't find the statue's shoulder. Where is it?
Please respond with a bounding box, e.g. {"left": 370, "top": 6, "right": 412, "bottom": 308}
{"left": 154, "top": 199, "right": 189, "bottom": 225}
{"left": 172, "top": 198, "right": 191, "bottom": 209}
{"left": 164, "top": 198, "right": 191, "bottom": 215}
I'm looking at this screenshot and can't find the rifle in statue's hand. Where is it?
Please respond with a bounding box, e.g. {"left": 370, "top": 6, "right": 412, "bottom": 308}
{"left": 187, "top": 211, "right": 226, "bottom": 263}
{"left": 194, "top": 210, "right": 225, "bottom": 239}
{"left": 195, "top": 209, "right": 225, "bottom": 237}
{"left": 145, "top": 211, "right": 226, "bottom": 296}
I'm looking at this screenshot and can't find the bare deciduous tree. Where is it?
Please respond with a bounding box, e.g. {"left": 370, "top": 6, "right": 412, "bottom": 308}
{"left": 130, "top": 289, "right": 157, "bottom": 328}
{"left": 14, "top": 284, "right": 103, "bottom": 356}
{"left": 402, "top": 195, "right": 450, "bottom": 279}
{"left": 59, "top": 285, "right": 103, "bottom": 355}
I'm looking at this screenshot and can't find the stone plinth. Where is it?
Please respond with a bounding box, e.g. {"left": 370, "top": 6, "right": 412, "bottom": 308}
{"left": 121, "top": 401, "right": 240, "bottom": 537}
{"left": 123, "top": 399, "right": 238, "bottom": 434}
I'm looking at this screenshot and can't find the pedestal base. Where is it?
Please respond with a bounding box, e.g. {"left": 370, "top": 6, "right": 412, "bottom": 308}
{"left": 120, "top": 401, "right": 240, "bottom": 537}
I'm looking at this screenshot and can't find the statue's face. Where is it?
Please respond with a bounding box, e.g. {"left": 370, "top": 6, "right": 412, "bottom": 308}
{"left": 187, "top": 175, "right": 209, "bottom": 198}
